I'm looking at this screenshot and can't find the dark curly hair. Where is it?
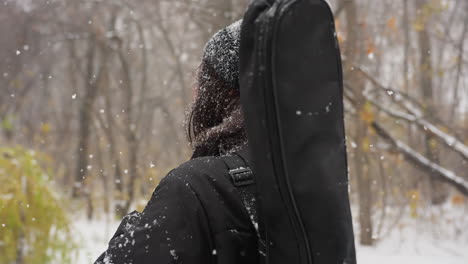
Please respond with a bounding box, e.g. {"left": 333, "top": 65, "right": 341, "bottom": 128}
{"left": 186, "top": 59, "right": 247, "bottom": 159}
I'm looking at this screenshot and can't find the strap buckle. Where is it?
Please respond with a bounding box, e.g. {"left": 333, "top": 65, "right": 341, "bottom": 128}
{"left": 229, "top": 167, "right": 254, "bottom": 187}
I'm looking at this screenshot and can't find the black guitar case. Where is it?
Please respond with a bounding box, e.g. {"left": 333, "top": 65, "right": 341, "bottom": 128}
{"left": 239, "top": 0, "right": 356, "bottom": 263}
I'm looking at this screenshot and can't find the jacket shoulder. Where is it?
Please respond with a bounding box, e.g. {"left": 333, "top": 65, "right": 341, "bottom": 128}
{"left": 165, "top": 156, "right": 228, "bottom": 184}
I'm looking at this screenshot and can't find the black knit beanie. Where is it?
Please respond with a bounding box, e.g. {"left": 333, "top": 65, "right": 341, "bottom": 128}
{"left": 202, "top": 20, "right": 242, "bottom": 88}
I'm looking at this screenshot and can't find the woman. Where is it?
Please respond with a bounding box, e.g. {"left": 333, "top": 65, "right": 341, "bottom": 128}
{"left": 95, "top": 20, "right": 260, "bottom": 264}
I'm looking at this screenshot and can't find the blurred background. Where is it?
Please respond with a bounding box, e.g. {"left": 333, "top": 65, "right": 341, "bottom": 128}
{"left": 0, "top": 0, "right": 467, "bottom": 263}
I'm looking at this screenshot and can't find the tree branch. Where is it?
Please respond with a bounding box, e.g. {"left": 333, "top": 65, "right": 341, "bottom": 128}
{"left": 363, "top": 93, "right": 468, "bottom": 162}
{"left": 372, "top": 122, "right": 468, "bottom": 196}
{"left": 346, "top": 65, "right": 468, "bottom": 162}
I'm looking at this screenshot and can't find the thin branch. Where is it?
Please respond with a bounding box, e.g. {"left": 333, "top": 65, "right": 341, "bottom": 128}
{"left": 349, "top": 65, "right": 467, "bottom": 150}
{"left": 372, "top": 122, "right": 468, "bottom": 196}
{"left": 364, "top": 94, "right": 468, "bottom": 162}
{"left": 351, "top": 65, "right": 425, "bottom": 117}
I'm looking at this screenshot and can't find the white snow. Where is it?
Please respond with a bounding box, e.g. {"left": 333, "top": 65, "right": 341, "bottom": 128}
{"left": 356, "top": 220, "right": 468, "bottom": 264}
{"left": 71, "top": 204, "right": 468, "bottom": 264}
{"left": 73, "top": 217, "right": 120, "bottom": 264}
{"left": 169, "top": 249, "right": 179, "bottom": 260}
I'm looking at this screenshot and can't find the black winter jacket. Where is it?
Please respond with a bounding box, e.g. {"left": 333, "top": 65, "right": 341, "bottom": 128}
{"left": 95, "top": 152, "right": 259, "bottom": 264}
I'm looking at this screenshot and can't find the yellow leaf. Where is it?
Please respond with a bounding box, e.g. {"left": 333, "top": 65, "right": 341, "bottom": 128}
{"left": 366, "top": 42, "right": 376, "bottom": 56}
{"left": 359, "top": 102, "right": 375, "bottom": 124}
{"left": 412, "top": 22, "right": 425, "bottom": 32}
{"left": 439, "top": 126, "right": 449, "bottom": 133}
{"left": 429, "top": 138, "right": 438, "bottom": 149}
{"left": 335, "top": 19, "right": 341, "bottom": 32}
{"left": 337, "top": 33, "right": 344, "bottom": 45}
{"left": 361, "top": 137, "right": 370, "bottom": 153}
{"left": 40, "top": 123, "right": 51, "bottom": 134}
{"left": 407, "top": 189, "right": 420, "bottom": 201}
{"left": 11, "top": 79, "right": 22, "bottom": 89}
{"left": 437, "top": 69, "right": 444, "bottom": 77}
{"left": 387, "top": 16, "right": 397, "bottom": 31}
{"left": 451, "top": 195, "right": 464, "bottom": 206}
{"left": 407, "top": 189, "right": 420, "bottom": 218}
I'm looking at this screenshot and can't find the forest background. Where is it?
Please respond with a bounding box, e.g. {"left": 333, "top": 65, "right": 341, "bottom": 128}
{"left": 0, "top": 0, "right": 467, "bottom": 263}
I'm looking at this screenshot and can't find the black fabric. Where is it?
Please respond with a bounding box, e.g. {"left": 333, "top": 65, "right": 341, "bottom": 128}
{"left": 95, "top": 154, "right": 259, "bottom": 264}
{"left": 221, "top": 151, "right": 267, "bottom": 259}
{"left": 239, "top": 1, "right": 356, "bottom": 264}
{"left": 221, "top": 152, "right": 258, "bottom": 232}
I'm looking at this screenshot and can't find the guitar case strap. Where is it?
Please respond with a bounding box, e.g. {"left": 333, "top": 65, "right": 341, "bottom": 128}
{"left": 221, "top": 152, "right": 267, "bottom": 257}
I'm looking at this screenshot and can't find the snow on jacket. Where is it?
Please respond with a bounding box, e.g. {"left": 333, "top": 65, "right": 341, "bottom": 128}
{"left": 94, "top": 154, "right": 259, "bottom": 264}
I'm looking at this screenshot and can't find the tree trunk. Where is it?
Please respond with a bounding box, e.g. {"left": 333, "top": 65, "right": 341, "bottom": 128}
{"left": 72, "top": 38, "right": 97, "bottom": 198}
{"left": 416, "top": 0, "right": 447, "bottom": 205}
{"left": 344, "top": 0, "right": 374, "bottom": 246}
{"left": 115, "top": 44, "right": 139, "bottom": 217}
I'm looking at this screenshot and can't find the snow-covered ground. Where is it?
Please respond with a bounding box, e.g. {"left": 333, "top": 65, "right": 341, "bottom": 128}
{"left": 74, "top": 217, "right": 120, "bottom": 264}
{"left": 73, "top": 204, "right": 468, "bottom": 264}
{"left": 357, "top": 229, "right": 468, "bottom": 264}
